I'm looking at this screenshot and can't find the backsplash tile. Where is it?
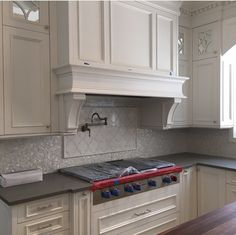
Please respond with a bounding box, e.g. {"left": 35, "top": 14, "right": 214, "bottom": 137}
{"left": 64, "top": 107, "right": 137, "bottom": 158}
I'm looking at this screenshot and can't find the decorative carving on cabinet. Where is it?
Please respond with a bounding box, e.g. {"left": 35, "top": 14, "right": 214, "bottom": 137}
{"left": 178, "top": 32, "right": 184, "bottom": 55}
{"left": 198, "top": 30, "right": 212, "bottom": 55}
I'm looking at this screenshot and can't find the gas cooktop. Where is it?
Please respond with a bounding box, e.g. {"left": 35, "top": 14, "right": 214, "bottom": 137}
{"left": 59, "top": 158, "right": 175, "bottom": 183}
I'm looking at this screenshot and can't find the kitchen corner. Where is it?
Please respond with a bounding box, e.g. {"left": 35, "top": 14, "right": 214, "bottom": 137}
{"left": 1, "top": 1, "right": 236, "bottom": 235}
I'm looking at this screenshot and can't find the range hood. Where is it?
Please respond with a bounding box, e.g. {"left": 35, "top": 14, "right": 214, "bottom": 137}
{"left": 54, "top": 64, "right": 189, "bottom": 133}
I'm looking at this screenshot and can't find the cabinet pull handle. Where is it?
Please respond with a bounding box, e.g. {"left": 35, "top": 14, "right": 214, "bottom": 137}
{"left": 44, "top": 25, "right": 49, "bottom": 30}
{"left": 37, "top": 204, "right": 53, "bottom": 211}
{"left": 134, "top": 209, "right": 151, "bottom": 216}
{"left": 84, "top": 62, "right": 90, "bottom": 66}
{"left": 38, "top": 223, "right": 52, "bottom": 230}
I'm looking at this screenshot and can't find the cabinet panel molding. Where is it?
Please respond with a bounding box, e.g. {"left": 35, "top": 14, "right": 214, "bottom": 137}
{"left": 3, "top": 26, "right": 51, "bottom": 134}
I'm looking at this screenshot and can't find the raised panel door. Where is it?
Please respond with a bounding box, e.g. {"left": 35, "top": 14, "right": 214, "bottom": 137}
{"left": 0, "top": 2, "right": 4, "bottom": 135}
{"left": 3, "top": 27, "right": 51, "bottom": 134}
{"left": 193, "top": 22, "right": 220, "bottom": 61}
{"left": 110, "top": 1, "right": 155, "bottom": 70}
{"left": 3, "top": 1, "right": 49, "bottom": 34}
{"left": 193, "top": 58, "right": 219, "bottom": 127}
{"left": 156, "top": 11, "right": 177, "bottom": 75}
{"left": 226, "top": 184, "right": 236, "bottom": 204}
{"left": 77, "top": 1, "right": 106, "bottom": 65}
{"left": 198, "top": 166, "right": 226, "bottom": 216}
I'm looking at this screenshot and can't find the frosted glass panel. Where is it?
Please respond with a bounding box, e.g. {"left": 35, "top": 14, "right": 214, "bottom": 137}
{"left": 13, "top": 1, "right": 39, "bottom": 22}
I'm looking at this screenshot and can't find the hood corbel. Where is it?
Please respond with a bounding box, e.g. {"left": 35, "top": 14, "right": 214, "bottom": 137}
{"left": 58, "top": 93, "right": 86, "bottom": 133}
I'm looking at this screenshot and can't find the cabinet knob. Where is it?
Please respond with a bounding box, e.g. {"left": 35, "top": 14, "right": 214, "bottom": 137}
{"left": 46, "top": 125, "right": 50, "bottom": 129}
{"left": 44, "top": 25, "right": 49, "bottom": 30}
{"left": 213, "top": 51, "right": 218, "bottom": 54}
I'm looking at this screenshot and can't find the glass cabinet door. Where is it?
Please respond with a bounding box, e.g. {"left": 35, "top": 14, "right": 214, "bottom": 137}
{"left": 3, "top": 1, "right": 49, "bottom": 33}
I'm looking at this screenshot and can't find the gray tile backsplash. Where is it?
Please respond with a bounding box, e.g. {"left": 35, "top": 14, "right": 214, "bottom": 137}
{"left": 0, "top": 96, "right": 235, "bottom": 174}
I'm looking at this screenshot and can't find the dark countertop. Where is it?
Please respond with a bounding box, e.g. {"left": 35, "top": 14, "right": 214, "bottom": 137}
{"left": 154, "top": 152, "right": 236, "bottom": 171}
{"left": 161, "top": 201, "right": 236, "bottom": 235}
{"left": 1, "top": 152, "right": 236, "bottom": 206}
{"left": 0, "top": 173, "right": 91, "bottom": 206}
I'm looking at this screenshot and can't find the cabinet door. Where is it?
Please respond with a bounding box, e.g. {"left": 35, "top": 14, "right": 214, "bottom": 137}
{"left": 110, "top": 1, "right": 155, "bottom": 70}
{"left": 77, "top": 1, "right": 106, "bottom": 65}
{"left": 193, "top": 58, "right": 219, "bottom": 127}
{"left": 3, "top": 27, "right": 50, "bottom": 135}
{"left": 156, "top": 10, "right": 177, "bottom": 75}
{"left": 198, "top": 166, "right": 226, "bottom": 216}
{"left": 193, "top": 22, "right": 220, "bottom": 61}
{"left": 3, "top": 1, "right": 49, "bottom": 33}
{"left": 72, "top": 191, "right": 91, "bottom": 235}
{"left": 0, "top": 2, "right": 3, "bottom": 135}
{"left": 173, "top": 60, "right": 192, "bottom": 127}
{"left": 226, "top": 184, "right": 236, "bottom": 204}
{"left": 180, "top": 167, "right": 197, "bottom": 223}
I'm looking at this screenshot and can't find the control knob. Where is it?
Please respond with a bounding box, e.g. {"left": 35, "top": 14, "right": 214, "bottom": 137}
{"left": 101, "top": 190, "right": 111, "bottom": 199}
{"left": 148, "top": 179, "right": 157, "bottom": 187}
{"left": 162, "top": 176, "right": 171, "bottom": 184}
{"left": 110, "top": 188, "right": 120, "bottom": 196}
{"left": 132, "top": 183, "right": 141, "bottom": 191}
{"left": 124, "top": 184, "right": 134, "bottom": 193}
{"left": 170, "top": 175, "right": 177, "bottom": 182}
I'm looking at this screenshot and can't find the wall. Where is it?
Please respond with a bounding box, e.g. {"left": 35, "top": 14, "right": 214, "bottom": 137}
{"left": 187, "top": 128, "right": 236, "bottom": 158}
{"left": 0, "top": 129, "right": 187, "bottom": 174}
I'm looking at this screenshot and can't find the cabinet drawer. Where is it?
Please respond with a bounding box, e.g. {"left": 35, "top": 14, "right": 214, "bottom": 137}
{"left": 17, "top": 194, "right": 69, "bottom": 223}
{"left": 97, "top": 194, "right": 178, "bottom": 234}
{"left": 17, "top": 211, "right": 69, "bottom": 235}
{"left": 226, "top": 171, "right": 236, "bottom": 185}
{"left": 101, "top": 212, "right": 179, "bottom": 235}
{"left": 47, "top": 230, "right": 69, "bottom": 235}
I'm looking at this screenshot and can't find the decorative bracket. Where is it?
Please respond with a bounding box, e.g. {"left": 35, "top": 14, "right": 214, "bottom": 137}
{"left": 58, "top": 93, "right": 86, "bottom": 133}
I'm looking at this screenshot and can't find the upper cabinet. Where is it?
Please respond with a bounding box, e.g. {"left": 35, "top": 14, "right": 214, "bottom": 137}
{"left": 3, "top": 27, "right": 51, "bottom": 135}
{"left": 0, "top": 2, "right": 4, "bottom": 135}
{"left": 110, "top": 2, "right": 154, "bottom": 71}
{"left": 57, "top": 1, "right": 178, "bottom": 76}
{"left": 3, "top": 1, "right": 49, "bottom": 33}
{"left": 193, "top": 22, "right": 220, "bottom": 61}
{"left": 156, "top": 10, "right": 177, "bottom": 75}
{"left": 0, "top": 1, "right": 51, "bottom": 136}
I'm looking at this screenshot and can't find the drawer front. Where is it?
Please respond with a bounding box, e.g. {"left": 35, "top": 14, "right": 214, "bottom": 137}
{"left": 47, "top": 230, "right": 69, "bottom": 235}
{"left": 17, "top": 194, "right": 69, "bottom": 223}
{"left": 99, "top": 194, "right": 178, "bottom": 232}
{"left": 101, "top": 213, "right": 179, "bottom": 235}
{"left": 17, "top": 212, "right": 69, "bottom": 235}
{"left": 226, "top": 171, "right": 236, "bottom": 185}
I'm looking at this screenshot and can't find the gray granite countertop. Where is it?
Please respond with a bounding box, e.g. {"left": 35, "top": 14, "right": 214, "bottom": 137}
{"left": 154, "top": 152, "right": 236, "bottom": 171}
{"left": 0, "top": 173, "right": 91, "bottom": 206}
{"left": 1, "top": 152, "right": 236, "bottom": 206}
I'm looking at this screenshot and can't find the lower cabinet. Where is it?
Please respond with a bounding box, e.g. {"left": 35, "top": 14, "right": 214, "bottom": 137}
{"left": 0, "top": 194, "right": 70, "bottom": 235}
{"left": 91, "top": 184, "right": 180, "bottom": 235}
{"left": 197, "top": 166, "right": 226, "bottom": 216}
{"left": 180, "top": 167, "right": 197, "bottom": 223}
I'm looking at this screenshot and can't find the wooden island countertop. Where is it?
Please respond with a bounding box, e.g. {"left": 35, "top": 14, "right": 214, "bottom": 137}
{"left": 161, "top": 202, "right": 236, "bottom": 235}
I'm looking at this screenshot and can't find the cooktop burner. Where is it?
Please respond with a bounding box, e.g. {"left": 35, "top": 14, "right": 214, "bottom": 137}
{"left": 59, "top": 158, "right": 175, "bottom": 183}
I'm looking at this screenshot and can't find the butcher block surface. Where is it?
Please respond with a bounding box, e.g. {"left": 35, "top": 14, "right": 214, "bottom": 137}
{"left": 161, "top": 202, "right": 236, "bottom": 235}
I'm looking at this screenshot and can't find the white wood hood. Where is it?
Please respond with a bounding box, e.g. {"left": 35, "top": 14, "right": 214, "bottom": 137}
{"left": 54, "top": 1, "right": 189, "bottom": 133}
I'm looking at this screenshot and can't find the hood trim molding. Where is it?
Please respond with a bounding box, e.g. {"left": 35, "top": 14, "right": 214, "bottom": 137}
{"left": 54, "top": 64, "right": 189, "bottom": 133}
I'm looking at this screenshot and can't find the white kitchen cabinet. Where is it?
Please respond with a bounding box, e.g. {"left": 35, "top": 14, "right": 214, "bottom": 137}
{"left": 193, "top": 21, "right": 220, "bottom": 61}
{"left": 110, "top": 1, "right": 154, "bottom": 70}
{"left": 57, "top": 1, "right": 179, "bottom": 76}
{"left": 72, "top": 191, "right": 91, "bottom": 235}
{"left": 173, "top": 25, "right": 192, "bottom": 128}
{"left": 0, "top": 194, "right": 70, "bottom": 235}
{"left": 156, "top": 10, "right": 178, "bottom": 75}
{"left": 0, "top": 2, "right": 4, "bottom": 135}
{"left": 180, "top": 167, "right": 197, "bottom": 223}
{"left": 193, "top": 56, "right": 234, "bottom": 128}
{"left": 3, "top": 1, "right": 49, "bottom": 34}
{"left": 226, "top": 170, "right": 236, "bottom": 204}
{"left": 197, "top": 166, "right": 226, "bottom": 216}
{"left": 3, "top": 26, "right": 51, "bottom": 135}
